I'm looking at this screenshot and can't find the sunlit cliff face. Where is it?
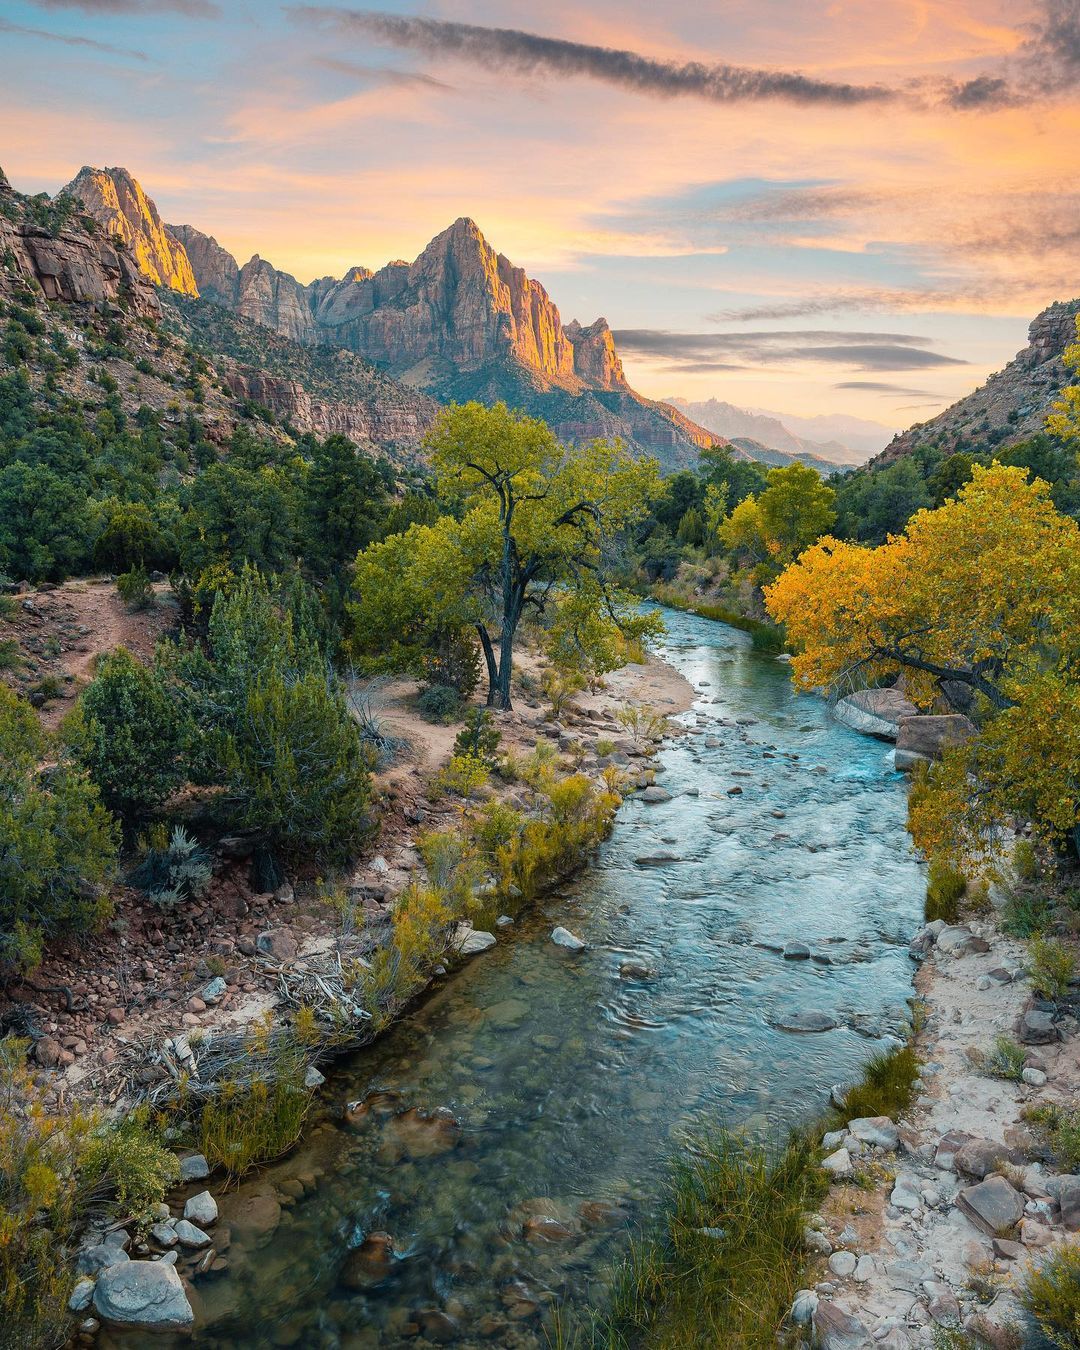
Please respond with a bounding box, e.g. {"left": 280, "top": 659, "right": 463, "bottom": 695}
{"left": 1, "top": 0, "right": 1075, "bottom": 424}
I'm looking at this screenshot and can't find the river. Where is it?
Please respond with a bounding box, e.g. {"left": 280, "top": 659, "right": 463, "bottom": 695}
{"left": 145, "top": 607, "right": 925, "bottom": 1349}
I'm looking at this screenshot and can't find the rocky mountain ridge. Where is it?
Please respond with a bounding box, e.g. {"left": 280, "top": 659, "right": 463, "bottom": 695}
{"left": 669, "top": 397, "right": 874, "bottom": 465}
{"left": 62, "top": 166, "right": 721, "bottom": 465}
{"left": 874, "top": 299, "right": 1080, "bottom": 466}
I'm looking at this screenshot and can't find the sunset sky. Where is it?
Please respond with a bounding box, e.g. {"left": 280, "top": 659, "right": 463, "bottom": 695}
{"left": 2, "top": 0, "right": 1078, "bottom": 431}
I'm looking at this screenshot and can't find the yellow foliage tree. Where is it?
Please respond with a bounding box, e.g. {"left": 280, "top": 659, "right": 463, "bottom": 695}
{"left": 1046, "top": 314, "right": 1080, "bottom": 445}
{"left": 764, "top": 464, "right": 1080, "bottom": 865}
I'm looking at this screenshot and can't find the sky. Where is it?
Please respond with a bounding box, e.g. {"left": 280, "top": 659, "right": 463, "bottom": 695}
{"left": 1, "top": 0, "right": 1078, "bottom": 431}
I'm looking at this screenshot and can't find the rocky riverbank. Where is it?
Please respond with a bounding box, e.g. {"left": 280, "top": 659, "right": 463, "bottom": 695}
{"left": 797, "top": 904, "right": 1080, "bottom": 1348}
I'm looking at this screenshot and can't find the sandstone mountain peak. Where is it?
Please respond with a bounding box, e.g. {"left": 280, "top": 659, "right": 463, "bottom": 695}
{"left": 63, "top": 166, "right": 198, "bottom": 297}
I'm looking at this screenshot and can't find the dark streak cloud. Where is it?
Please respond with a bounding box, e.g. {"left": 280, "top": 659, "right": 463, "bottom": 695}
{"left": 612, "top": 328, "right": 967, "bottom": 373}
{"left": 0, "top": 16, "right": 149, "bottom": 59}
{"left": 288, "top": 7, "right": 895, "bottom": 107}
{"left": 29, "top": 0, "right": 219, "bottom": 16}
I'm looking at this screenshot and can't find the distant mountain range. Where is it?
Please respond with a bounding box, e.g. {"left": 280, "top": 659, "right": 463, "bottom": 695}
{"left": 63, "top": 166, "right": 722, "bottom": 468}
{"left": 666, "top": 398, "right": 889, "bottom": 469}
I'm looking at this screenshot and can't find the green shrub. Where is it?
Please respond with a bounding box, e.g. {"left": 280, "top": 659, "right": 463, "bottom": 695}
{"left": 78, "top": 1111, "right": 179, "bottom": 1224}
{"left": 926, "top": 859, "right": 966, "bottom": 923}
{"left": 31, "top": 674, "right": 64, "bottom": 704}
{"left": 65, "top": 647, "right": 186, "bottom": 824}
{"left": 116, "top": 564, "right": 153, "bottom": 611}
{"left": 1022, "top": 1242, "right": 1080, "bottom": 1348}
{"left": 981, "top": 1034, "right": 1026, "bottom": 1081}
{"left": 1025, "top": 1103, "right": 1080, "bottom": 1172}
{"left": 418, "top": 683, "right": 462, "bottom": 724}
{"left": 128, "top": 826, "right": 212, "bottom": 908}
{"left": 0, "top": 637, "right": 24, "bottom": 671}
{"left": 431, "top": 751, "right": 490, "bottom": 803}
{"left": 0, "top": 686, "right": 117, "bottom": 972}
{"left": 453, "top": 706, "right": 501, "bottom": 765}
{"left": 1028, "top": 934, "right": 1077, "bottom": 1001}
{"left": 1014, "top": 839, "right": 1039, "bottom": 883}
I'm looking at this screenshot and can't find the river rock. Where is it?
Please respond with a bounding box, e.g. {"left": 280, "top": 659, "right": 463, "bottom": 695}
{"left": 456, "top": 927, "right": 496, "bottom": 955}
{"left": 791, "top": 1290, "right": 818, "bottom": 1325}
{"left": 783, "top": 941, "right": 811, "bottom": 960}
{"left": 219, "top": 1186, "right": 281, "bottom": 1247}
{"left": 1046, "top": 1175, "right": 1080, "bottom": 1229}
{"left": 150, "top": 1222, "right": 177, "bottom": 1248}
{"left": 890, "top": 1175, "right": 923, "bottom": 1211}
{"left": 829, "top": 1250, "right": 857, "bottom": 1277}
{"left": 848, "top": 1116, "right": 899, "bottom": 1151}
{"left": 179, "top": 1153, "right": 210, "bottom": 1182}
{"left": 183, "top": 1191, "right": 217, "bottom": 1227}
{"left": 894, "top": 714, "right": 977, "bottom": 770}
{"left": 774, "top": 1010, "right": 837, "bottom": 1033}
{"left": 256, "top": 927, "right": 298, "bottom": 962}
{"left": 174, "top": 1219, "right": 211, "bottom": 1248}
{"left": 1018, "top": 1007, "right": 1059, "bottom": 1045}
{"left": 823, "top": 1149, "right": 853, "bottom": 1177}
{"left": 551, "top": 926, "right": 585, "bottom": 950}
{"left": 886, "top": 1258, "right": 933, "bottom": 1291}
{"left": 954, "top": 1138, "right": 1009, "bottom": 1179}
{"left": 812, "top": 1300, "right": 870, "bottom": 1348}
{"left": 78, "top": 1245, "right": 129, "bottom": 1276}
{"left": 69, "top": 1278, "right": 95, "bottom": 1312}
{"left": 94, "top": 1260, "right": 194, "bottom": 1331}
{"left": 834, "top": 688, "right": 918, "bottom": 740}
{"left": 640, "top": 785, "right": 671, "bottom": 803}
{"left": 956, "top": 1175, "right": 1025, "bottom": 1236}
{"left": 341, "top": 1232, "right": 396, "bottom": 1289}
{"left": 414, "top": 1308, "right": 461, "bottom": 1342}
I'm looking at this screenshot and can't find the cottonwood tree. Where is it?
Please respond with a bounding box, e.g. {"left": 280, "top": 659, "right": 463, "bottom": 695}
{"left": 349, "top": 402, "right": 660, "bottom": 710}
{"left": 765, "top": 464, "right": 1080, "bottom": 864}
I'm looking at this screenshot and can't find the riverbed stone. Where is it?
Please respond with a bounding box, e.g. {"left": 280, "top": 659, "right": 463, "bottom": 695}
{"left": 823, "top": 1149, "right": 853, "bottom": 1177}
{"left": 77, "top": 1245, "right": 129, "bottom": 1276}
{"left": 890, "top": 1175, "right": 923, "bottom": 1211}
{"left": 775, "top": 1010, "right": 838, "bottom": 1033}
{"left": 69, "top": 1278, "right": 95, "bottom": 1312}
{"left": 150, "top": 1222, "right": 177, "bottom": 1248}
{"left": 791, "top": 1289, "right": 818, "bottom": 1325}
{"left": 640, "top": 785, "right": 671, "bottom": 803}
{"left": 551, "top": 926, "right": 585, "bottom": 950}
{"left": 179, "top": 1153, "right": 209, "bottom": 1182}
{"left": 184, "top": 1191, "right": 218, "bottom": 1227}
{"left": 812, "top": 1300, "right": 871, "bottom": 1348}
{"left": 954, "top": 1138, "right": 1009, "bottom": 1179}
{"left": 956, "top": 1176, "right": 1025, "bottom": 1236}
{"left": 1019, "top": 1008, "right": 1059, "bottom": 1045}
{"left": 174, "top": 1219, "right": 211, "bottom": 1248}
{"left": 829, "top": 1250, "right": 857, "bottom": 1278}
{"left": 1045, "top": 1175, "right": 1080, "bottom": 1229}
{"left": 848, "top": 1116, "right": 899, "bottom": 1151}
{"left": 783, "top": 941, "right": 811, "bottom": 960}
{"left": 456, "top": 927, "right": 497, "bottom": 955}
{"left": 93, "top": 1260, "right": 193, "bottom": 1331}
{"left": 886, "top": 1259, "right": 933, "bottom": 1292}
{"left": 834, "top": 688, "right": 918, "bottom": 740}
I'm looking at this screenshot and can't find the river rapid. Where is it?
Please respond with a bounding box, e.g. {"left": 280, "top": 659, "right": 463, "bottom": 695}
{"left": 128, "top": 607, "right": 925, "bottom": 1350}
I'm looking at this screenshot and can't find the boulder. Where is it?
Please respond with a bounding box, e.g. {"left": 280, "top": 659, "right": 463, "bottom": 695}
{"left": 829, "top": 1250, "right": 857, "bottom": 1277}
{"left": 256, "top": 927, "right": 298, "bottom": 963}
{"left": 956, "top": 1176, "right": 1025, "bottom": 1236}
{"left": 783, "top": 941, "right": 811, "bottom": 960}
{"left": 640, "top": 785, "right": 672, "bottom": 803}
{"left": 834, "top": 687, "right": 918, "bottom": 740}
{"left": 174, "top": 1219, "right": 211, "bottom": 1248}
{"left": 93, "top": 1260, "right": 193, "bottom": 1331}
{"left": 77, "top": 1245, "right": 129, "bottom": 1276}
{"left": 179, "top": 1153, "right": 210, "bottom": 1182}
{"left": 823, "top": 1148, "right": 853, "bottom": 1177}
{"left": 812, "top": 1300, "right": 871, "bottom": 1349}
{"left": 1018, "top": 1006, "right": 1059, "bottom": 1045}
{"left": 1046, "top": 1175, "right": 1080, "bottom": 1230}
{"left": 69, "top": 1278, "right": 95, "bottom": 1312}
{"left": 551, "top": 927, "right": 585, "bottom": 950}
{"left": 894, "top": 715, "right": 977, "bottom": 771}
{"left": 455, "top": 927, "right": 497, "bottom": 956}
{"left": 791, "top": 1290, "right": 818, "bottom": 1326}
{"left": 340, "top": 1232, "right": 396, "bottom": 1289}
{"left": 954, "top": 1139, "right": 1009, "bottom": 1179}
{"left": 184, "top": 1191, "right": 218, "bottom": 1227}
{"left": 847, "top": 1117, "right": 899, "bottom": 1151}
{"left": 934, "top": 1130, "right": 973, "bottom": 1171}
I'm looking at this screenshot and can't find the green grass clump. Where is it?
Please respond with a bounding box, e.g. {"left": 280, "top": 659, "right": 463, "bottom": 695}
{"left": 832, "top": 1043, "right": 919, "bottom": 1124}
{"left": 598, "top": 1127, "right": 827, "bottom": 1349}
{"left": 1028, "top": 934, "right": 1077, "bottom": 1001}
{"left": 1025, "top": 1103, "right": 1080, "bottom": 1173}
{"left": 981, "top": 1034, "right": 1026, "bottom": 1082}
{"left": 1001, "top": 891, "right": 1054, "bottom": 938}
{"left": 925, "top": 859, "right": 966, "bottom": 923}
{"left": 1022, "top": 1243, "right": 1080, "bottom": 1348}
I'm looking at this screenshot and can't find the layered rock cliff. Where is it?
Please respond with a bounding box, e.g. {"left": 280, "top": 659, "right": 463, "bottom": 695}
{"left": 62, "top": 167, "right": 197, "bottom": 297}
{"left": 875, "top": 299, "right": 1080, "bottom": 465}
{"left": 0, "top": 171, "right": 159, "bottom": 317}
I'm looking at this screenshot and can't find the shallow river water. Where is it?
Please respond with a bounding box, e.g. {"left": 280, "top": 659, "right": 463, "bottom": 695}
{"left": 142, "top": 608, "right": 925, "bottom": 1349}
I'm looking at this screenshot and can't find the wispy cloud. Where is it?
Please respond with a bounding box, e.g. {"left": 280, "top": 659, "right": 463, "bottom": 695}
{"left": 288, "top": 8, "right": 895, "bottom": 107}
{"left": 834, "top": 380, "right": 940, "bottom": 397}
{"left": 612, "top": 328, "right": 968, "bottom": 373}
{"left": 315, "top": 56, "right": 455, "bottom": 91}
{"left": 0, "top": 16, "right": 149, "bottom": 59}
{"left": 29, "top": 0, "right": 219, "bottom": 15}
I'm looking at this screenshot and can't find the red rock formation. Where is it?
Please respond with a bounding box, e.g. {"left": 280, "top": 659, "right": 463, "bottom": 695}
{"left": 62, "top": 167, "right": 198, "bottom": 297}
{"left": 0, "top": 175, "right": 159, "bottom": 317}
{"left": 565, "top": 317, "right": 626, "bottom": 390}
{"left": 166, "top": 223, "right": 238, "bottom": 306}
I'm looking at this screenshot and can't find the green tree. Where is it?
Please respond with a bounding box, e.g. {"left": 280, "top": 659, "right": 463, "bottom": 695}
{"left": 757, "top": 462, "right": 837, "bottom": 563}
{"left": 698, "top": 445, "right": 769, "bottom": 514}
{"left": 0, "top": 463, "right": 92, "bottom": 581}
{"left": 0, "top": 686, "right": 117, "bottom": 972}
{"left": 302, "top": 434, "right": 390, "bottom": 578}
{"left": 168, "top": 567, "right": 372, "bottom": 857}
{"left": 176, "top": 462, "right": 296, "bottom": 579}
{"left": 64, "top": 648, "right": 186, "bottom": 827}
{"left": 837, "top": 458, "right": 931, "bottom": 541}
{"left": 350, "top": 403, "right": 661, "bottom": 709}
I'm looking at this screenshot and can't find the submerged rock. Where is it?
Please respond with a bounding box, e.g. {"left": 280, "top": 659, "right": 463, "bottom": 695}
{"left": 93, "top": 1261, "right": 193, "bottom": 1331}
{"left": 551, "top": 926, "right": 585, "bottom": 950}
{"left": 774, "top": 1010, "right": 838, "bottom": 1033}
{"left": 341, "top": 1232, "right": 396, "bottom": 1289}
